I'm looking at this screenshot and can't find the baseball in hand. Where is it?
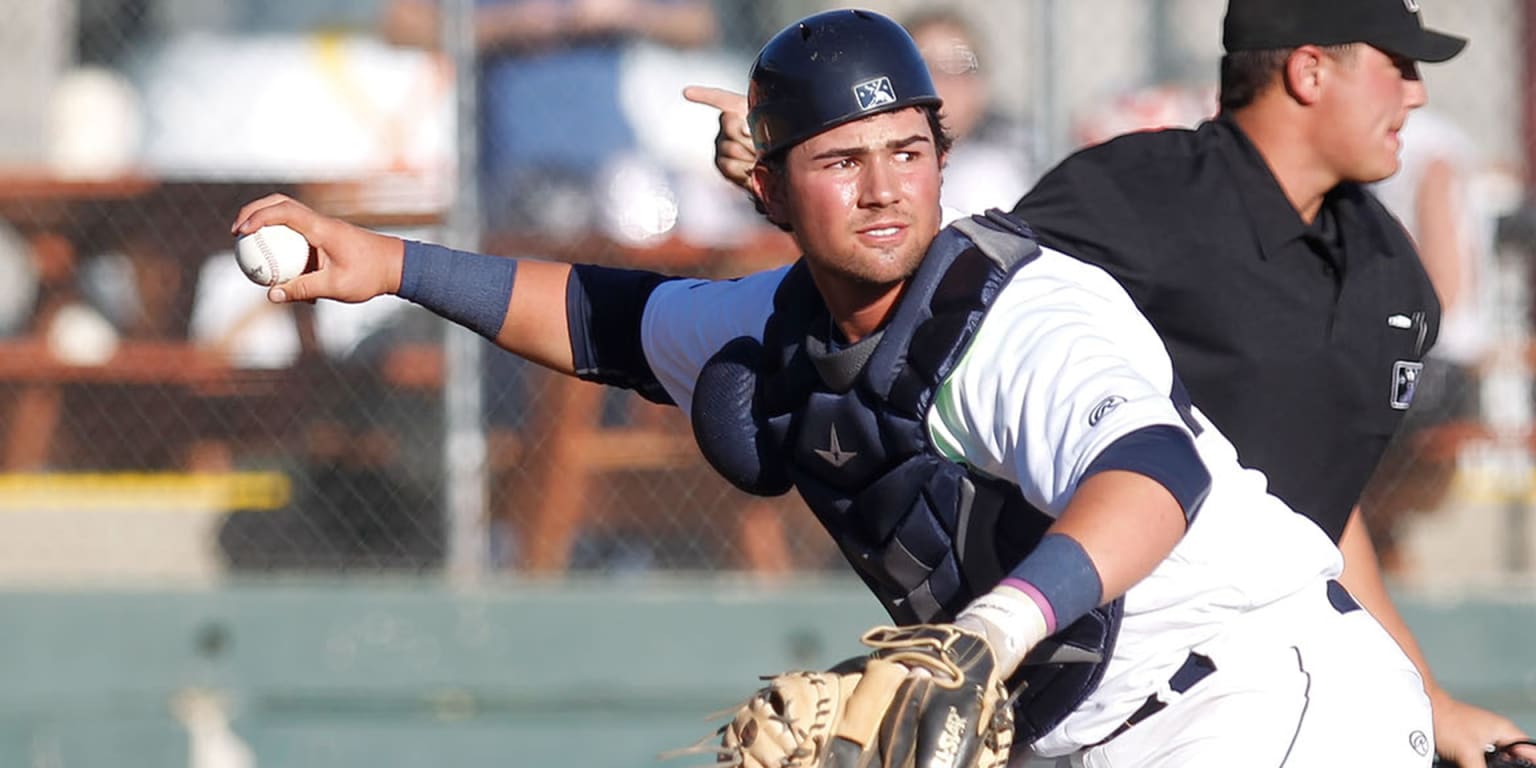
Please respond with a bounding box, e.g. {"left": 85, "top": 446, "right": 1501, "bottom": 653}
{"left": 235, "top": 224, "right": 312, "bottom": 287}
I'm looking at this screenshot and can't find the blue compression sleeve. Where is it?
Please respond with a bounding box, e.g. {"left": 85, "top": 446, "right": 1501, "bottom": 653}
{"left": 1003, "top": 533, "right": 1102, "bottom": 634}
{"left": 397, "top": 241, "right": 517, "bottom": 340}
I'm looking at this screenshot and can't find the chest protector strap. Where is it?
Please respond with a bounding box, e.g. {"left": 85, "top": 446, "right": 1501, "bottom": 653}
{"left": 690, "top": 210, "right": 1122, "bottom": 745}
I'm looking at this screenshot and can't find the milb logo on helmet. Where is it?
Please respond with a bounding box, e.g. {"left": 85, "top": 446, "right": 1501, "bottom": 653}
{"left": 854, "top": 77, "right": 898, "bottom": 111}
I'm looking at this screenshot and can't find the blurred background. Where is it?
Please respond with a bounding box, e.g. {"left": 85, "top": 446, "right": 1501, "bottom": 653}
{"left": 0, "top": 0, "right": 1532, "bottom": 766}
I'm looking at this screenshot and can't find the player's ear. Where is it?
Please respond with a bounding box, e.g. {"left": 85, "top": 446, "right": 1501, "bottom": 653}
{"left": 1284, "top": 45, "right": 1327, "bottom": 106}
{"left": 749, "top": 164, "right": 791, "bottom": 230}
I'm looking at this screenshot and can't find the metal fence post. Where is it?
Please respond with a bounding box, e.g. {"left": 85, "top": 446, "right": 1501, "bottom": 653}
{"left": 440, "top": 0, "right": 490, "bottom": 582}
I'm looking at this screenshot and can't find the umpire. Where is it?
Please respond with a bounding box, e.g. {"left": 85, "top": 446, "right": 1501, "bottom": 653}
{"left": 1013, "top": 0, "right": 1530, "bottom": 764}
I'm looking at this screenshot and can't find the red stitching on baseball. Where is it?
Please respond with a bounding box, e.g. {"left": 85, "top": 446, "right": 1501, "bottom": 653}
{"left": 255, "top": 231, "right": 280, "bottom": 286}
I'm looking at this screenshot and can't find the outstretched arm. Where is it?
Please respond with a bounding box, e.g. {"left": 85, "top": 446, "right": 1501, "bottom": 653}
{"left": 231, "top": 194, "right": 576, "bottom": 374}
{"left": 1338, "top": 507, "right": 1533, "bottom": 765}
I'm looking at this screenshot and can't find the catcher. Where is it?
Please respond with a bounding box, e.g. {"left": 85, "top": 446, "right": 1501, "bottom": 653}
{"left": 233, "top": 9, "right": 1435, "bottom": 766}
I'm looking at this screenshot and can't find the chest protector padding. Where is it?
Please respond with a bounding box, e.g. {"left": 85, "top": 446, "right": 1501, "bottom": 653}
{"left": 691, "top": 211, "right": 1122, "bottom": 745}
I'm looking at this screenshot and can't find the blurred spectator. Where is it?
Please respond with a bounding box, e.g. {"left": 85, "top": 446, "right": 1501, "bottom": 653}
{"left": 1072, "top": 80, "right": 1216, "bottom": 149}
{"left": 1360, "top": 109, "right": 1495, "bottom": 572}
{"left": 77, "top": 0, "right": 155, "bottom": 67}
{"left": 905, "top": 7, "right": 1036, "bottom": 214}
{"left": 0, "top": 0, "right": 74, "bottom": 167}
{"left": 381, "top": 0, "right": 718, "bottom": 238}
{"left": 382, "top": 0, "right": 727, "bottom": 572}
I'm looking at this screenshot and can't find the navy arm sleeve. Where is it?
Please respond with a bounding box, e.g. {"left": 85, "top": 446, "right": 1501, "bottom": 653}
{"left": 566, "top": 264, "right": 680, "bottom": 405}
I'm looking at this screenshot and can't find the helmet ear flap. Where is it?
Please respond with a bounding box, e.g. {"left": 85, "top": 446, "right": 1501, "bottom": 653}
{"left": 747, "top": 9, "right": 943, "bottom": 157}
{"left": 691, "top": 336, "right": 793, "bottom": 496}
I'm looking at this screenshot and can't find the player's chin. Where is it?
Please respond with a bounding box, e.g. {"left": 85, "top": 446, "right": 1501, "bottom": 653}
{"left": 860, "top": 250, "right": 925, "bottom": 286}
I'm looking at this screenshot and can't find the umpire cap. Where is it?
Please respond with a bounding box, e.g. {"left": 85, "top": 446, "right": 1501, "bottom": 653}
{"left": 1223, "top": 0, "right": 1466, "bottom": 62}
{"left": 747, "top": 9, "right": 942, "bottom": 157}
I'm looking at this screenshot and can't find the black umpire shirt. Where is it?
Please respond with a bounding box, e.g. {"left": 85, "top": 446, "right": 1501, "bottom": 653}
{"left": 1013, "top": 113, "right": 1440, "bottom": 542}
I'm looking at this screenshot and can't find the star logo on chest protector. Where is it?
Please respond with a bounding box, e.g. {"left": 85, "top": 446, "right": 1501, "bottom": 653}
{"left": 814, "top": 425, "right": 858, "bottom": 468}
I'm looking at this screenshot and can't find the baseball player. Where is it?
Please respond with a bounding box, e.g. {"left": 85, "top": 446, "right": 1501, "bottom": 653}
{"left": 687, "top": 2, "right": 1532, "bottom": 765}
{"left": 234, "top": 10, "right": 1433, "bottom": 766}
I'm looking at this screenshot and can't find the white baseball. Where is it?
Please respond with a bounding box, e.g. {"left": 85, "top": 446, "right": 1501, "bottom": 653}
{"left": 234, "top": 224, "right": 312, "bottom": 287}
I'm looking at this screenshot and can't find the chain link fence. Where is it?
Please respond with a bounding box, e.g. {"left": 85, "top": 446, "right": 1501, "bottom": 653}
{"left": 0, "top": 0, "right": 1529, "bottom": 586}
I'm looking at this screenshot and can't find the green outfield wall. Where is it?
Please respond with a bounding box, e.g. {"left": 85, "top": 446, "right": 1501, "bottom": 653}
{"left": 0, "top": 578, "right": 1531, "bottom": 768}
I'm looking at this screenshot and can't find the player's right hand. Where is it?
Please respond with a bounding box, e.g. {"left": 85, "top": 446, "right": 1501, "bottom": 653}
{"left": 1427, "top": 689, "right": 1535, "bottom": 768}
{"left": 231, "top": 194, "right": 405, "bottom": 305}
{"left": 682, "top": 85, "right": 754, "bottom": 191}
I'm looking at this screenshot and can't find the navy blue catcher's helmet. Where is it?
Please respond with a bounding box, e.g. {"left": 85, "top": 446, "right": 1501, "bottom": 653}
{"left": 747, "top": 9, "right": 942, "bottom": 157}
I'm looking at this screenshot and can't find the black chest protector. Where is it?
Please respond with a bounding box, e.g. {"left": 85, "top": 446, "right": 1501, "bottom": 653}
{"left": 689, "top": 211, "right": 1121, "bottom": 744}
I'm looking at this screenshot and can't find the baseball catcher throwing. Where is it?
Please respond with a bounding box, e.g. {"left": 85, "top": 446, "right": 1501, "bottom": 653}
{"left": 235, "top": 7, "right": 1439, "bottom": 767}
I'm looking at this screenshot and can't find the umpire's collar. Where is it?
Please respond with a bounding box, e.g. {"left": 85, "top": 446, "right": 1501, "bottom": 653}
{"left": 1212, "top": 112, "right": 1395, "bottom": 262}
{"left": 1212, "top": 112, "right": 1308, "bottom": 261}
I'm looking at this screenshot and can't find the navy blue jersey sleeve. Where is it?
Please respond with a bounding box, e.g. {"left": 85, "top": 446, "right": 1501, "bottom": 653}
{"left": 1082, "top": 424, "right": 1210, "bottom": 523}
{"left": 566, "top": 264, "right": 680, "bottom": 405}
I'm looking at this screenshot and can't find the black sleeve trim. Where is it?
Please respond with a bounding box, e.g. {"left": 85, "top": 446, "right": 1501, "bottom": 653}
{"left": 566, "top": 264, "right": 678, "bottom": 405}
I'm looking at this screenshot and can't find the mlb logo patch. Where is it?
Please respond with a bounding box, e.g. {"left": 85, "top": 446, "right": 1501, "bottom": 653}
{"left": 1391, "top": 360, "right": 1423, "bottom": 410}
{"left": 853, "top": 77, "right": 897, "bottom": 111}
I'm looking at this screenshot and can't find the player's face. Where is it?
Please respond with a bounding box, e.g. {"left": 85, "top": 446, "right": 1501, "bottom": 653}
{"left": 1315, "top": 45, "right": 1427, "bottom": 183}
{"left": 775, "top": 107, "right": 944, "bottom": 297}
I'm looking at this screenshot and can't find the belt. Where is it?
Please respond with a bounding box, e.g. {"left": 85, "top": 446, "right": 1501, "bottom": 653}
{"left": 1090, "top": 651, "right": 1216, "bottom": 747}
{"left": 1091, "top": 579, "right": 1360, "bottom": 748}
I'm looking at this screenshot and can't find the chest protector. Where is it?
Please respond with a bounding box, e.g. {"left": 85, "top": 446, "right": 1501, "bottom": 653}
{"left": 689, "top": 210, "right": 1122, "bottom": 744}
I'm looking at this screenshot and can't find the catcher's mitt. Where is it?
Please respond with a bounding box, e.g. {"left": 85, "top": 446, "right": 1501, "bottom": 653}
{"left": 673, "top": 624, "right": 1013, "bottom": 768}
{"left": 1485, "top": 741, "right": 1536, "bottom": 768}
{"left": 1433, "top": 741, "right": 1536, "bottom": 768}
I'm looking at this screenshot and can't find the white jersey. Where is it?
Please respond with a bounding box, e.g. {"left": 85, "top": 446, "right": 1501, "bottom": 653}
{"left": 641, "top": 243, "right": 1343, "bottom": 753}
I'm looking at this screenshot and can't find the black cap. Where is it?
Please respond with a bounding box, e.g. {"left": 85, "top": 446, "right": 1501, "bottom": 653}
{"left": 747, "top": 9, "right": 942, "bottom": 157}
{"left": 1223, "top": 0, "right": 1466, "bottom": 62}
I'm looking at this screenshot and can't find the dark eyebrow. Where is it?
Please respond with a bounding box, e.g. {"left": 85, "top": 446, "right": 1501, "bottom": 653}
{"left": 809, "top": 134, "right": 932, "bottom": 162}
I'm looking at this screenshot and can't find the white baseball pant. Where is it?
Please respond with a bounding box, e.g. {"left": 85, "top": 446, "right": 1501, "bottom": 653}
{"left": 1031, "top": 578, "right": 1433, "bottom": 767}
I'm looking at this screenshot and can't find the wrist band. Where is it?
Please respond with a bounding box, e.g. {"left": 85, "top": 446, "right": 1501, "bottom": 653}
{"left": 398, "top": 240, "right": 518, "bottom": 340}
{"left": 1003, "top": 532, "right": 1104, "bottom": 635}
{"left": 956, "top": 584, "right": 1049, "bottom": 677}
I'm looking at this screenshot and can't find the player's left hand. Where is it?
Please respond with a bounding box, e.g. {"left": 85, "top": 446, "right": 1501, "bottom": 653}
{"left": 682, "top": 85, "right": 753, "bottom": 191}
{"left": 674, "top": 624, "right": 1013, "bottom": 768}
{"left": 859, "top": 624, "right": 1014, "bottom": 768}
{"left": 1430, "top": 689, "right": 1534, "bottom": 767}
